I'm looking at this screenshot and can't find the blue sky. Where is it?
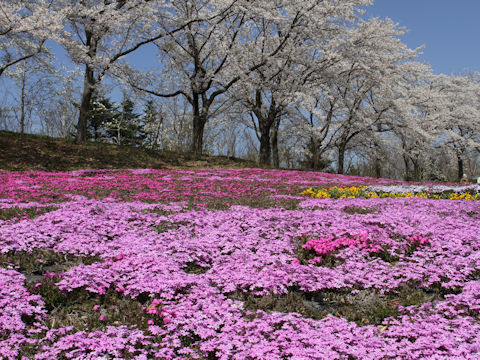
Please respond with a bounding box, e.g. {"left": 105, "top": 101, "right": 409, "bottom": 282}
{"left": 365, "top": 0, "right": 480, "bottom": 75}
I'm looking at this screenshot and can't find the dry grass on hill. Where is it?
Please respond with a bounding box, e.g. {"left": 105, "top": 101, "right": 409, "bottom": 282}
{"left": 0, "top": 131, "right": 258, "bottom": 171}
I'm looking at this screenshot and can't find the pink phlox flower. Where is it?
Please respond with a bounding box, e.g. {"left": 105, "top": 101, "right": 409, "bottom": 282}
{"left": 146, "top": 307, "right": 159, "bottom": 315}
{"left": 303, "top": 233, "right": 381, "bottom": 257}
{"left": 151, "top": 298, "right": 161, "bottom": 306}
{"left": 308, "top": 257, "right": 323, "bottom": 265}
{"left": 97, "top": 287, "right": 106, "bottom": 295}
{"left": 407, "top": 234, "right": 430, "bottom": 246}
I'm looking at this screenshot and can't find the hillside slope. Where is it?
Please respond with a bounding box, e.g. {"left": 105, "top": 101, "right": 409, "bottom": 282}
{"left": 0, "top": 131, "right": 257, "bottom": 171}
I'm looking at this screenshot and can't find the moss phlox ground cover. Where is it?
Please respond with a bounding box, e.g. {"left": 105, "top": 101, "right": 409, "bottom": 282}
{"left": 1, "top": 169, "right": 479, "bottom": 359}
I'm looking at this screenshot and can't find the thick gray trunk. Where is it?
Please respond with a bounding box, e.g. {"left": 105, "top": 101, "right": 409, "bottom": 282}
{"left": 75, "top": 31, "right": 97, "bottom": 144}
{"left": 337, "top": 144, "right": 346, "bottom": 174}
{"left": 259, "top": 131, "right": 271, "bottom": 166}
{"left": 191, "top": 118, "right": 205, "bottom": 155}
{"left": 190, "top": 92, "right": 207, "bottom": 155}
{"left": 271, "top": 118, "right": 280, "bottom": 168}
{"left": 75, "top": 66, "right": 95, "bottom": 144}
{"left": 403, "top": 155, "right": 411, "bottom": 181}
{"left": 457, "top": 156, "right": 464, "bottom": 182}
{"left": 412, "top": 159, "right": 421, "bottom": 181}
{"left": 374, "top": 157, "right": 381, "bottom": 178}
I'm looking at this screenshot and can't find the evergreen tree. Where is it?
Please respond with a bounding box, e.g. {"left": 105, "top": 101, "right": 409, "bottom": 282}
{"left": 103, "top": 97, "right": 143, "bottom": 146}
{"left": 87, "top": 95, "right": 118, "bottom": 142}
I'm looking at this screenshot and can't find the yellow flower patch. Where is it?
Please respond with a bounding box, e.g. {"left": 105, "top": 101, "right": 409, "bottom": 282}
{"left": 302, "top": 186, "right": 480, "bottom": 201}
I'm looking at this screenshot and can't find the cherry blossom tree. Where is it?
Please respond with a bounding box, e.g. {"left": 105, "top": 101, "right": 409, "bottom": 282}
{"left": 130, "top": 0, "right": 373, "bottom": 156}
{"left": 294, "top": 18, "right": 419, "bottom": 174}
{"left": 38, "top": 70, "right": 81, "bottom": 138}
{"left": 51, "top": 0, "right": 205, "bottom": 144}
{"left": 129, "top": 0, "right": 257, "bottom": 154}
{"left": 227, "top": 0, "right": 374, "bottom": 166}
{"left": 0, "top": 0, "right": 60, "bottom": 77}
{"left": 4, "top": 55, "right": 56, "bottom": 134}
{"left": 430, "top": 73, "right": 480, "bottom": 180}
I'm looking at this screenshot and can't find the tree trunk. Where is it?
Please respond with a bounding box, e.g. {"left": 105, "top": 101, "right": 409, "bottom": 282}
{"left": 252, "top": 91, "right": 279, "bottom": 167}
{"left": 312, "top": 149, "right": 322, "bottom": 170}
{"left": 76, "top": 31, "right": 97, "bottom": 145}
{"left": 400, "top": 136, "right": 411, "bottom": 181}
{"left": 75, "top": 65, "right": 95, "bottom": 144}
{"left": 271, "top": 118, "right": 280, "bottom": 168}
{"left": 117, "top": 124, "right": 121, "bottom": 145}
{"left": 20, "top": 65, "right": 26, "bottom": 135}
{"left": 412, "top": 158, "right": 421, "bottom": 181}
{"left": 457, "top": 155, "right": 464, "bottom": 182}
{"left": 151, "top": 121, "right": 162, "bottom": 150}
{"left": 337, "top": 144, "right": 346, "bottom": 174}
{"left": 374, "top": 157, "right": 381, "bottom": 178}
{"left": 257, "top": 111, "right": 275, "bottom": 167}
{"left": 308, "top": 138, "right": 323, "bottom": 170}
{"left": 191, "top": 118, "right": 205, "bottom": 155}
{"left": 259, "top": 130, "right": 271, "bottom": 166}
{"left": 403, "top": 155, "right": 411, "bottom": 181}
{"left": 190, "top": 92, "right": 207, "bottom": 155}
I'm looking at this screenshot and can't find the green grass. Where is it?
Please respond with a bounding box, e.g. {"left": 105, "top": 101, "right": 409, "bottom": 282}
{"left": 233, "top": 284, "right": 447, "bottom": 326}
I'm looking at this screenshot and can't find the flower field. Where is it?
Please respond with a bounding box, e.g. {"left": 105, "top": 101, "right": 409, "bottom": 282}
{"left": 1, "top": 169, "right": 479, "bottom": 359}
